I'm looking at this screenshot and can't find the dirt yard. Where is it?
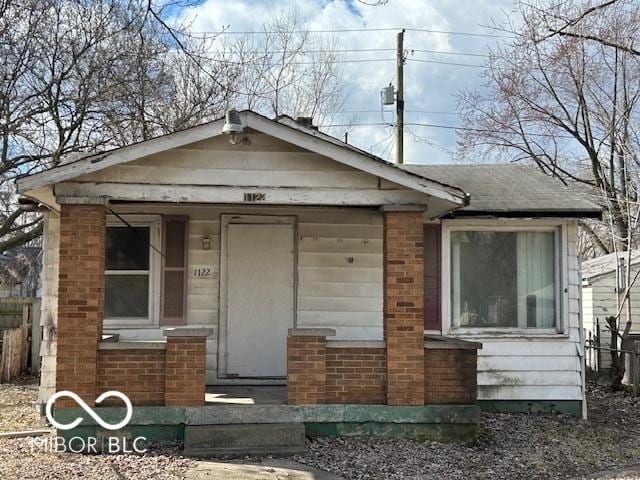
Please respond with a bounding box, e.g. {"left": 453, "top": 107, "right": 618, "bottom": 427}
{"left": 294, "top": 380, "right": 640, "bottom": 480}
{"left": 0, "top": 376, "right": 193, "bottom": 479}
{"left": 0, "top": 376, "right": 639, "bottom": 479}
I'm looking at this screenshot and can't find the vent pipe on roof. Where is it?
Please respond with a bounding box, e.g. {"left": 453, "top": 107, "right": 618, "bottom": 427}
{"left": 222, "top": 108, "right": 250, "bottom": 145}
{"left": 222, "top": 108, "right": 243, "bottom": 134}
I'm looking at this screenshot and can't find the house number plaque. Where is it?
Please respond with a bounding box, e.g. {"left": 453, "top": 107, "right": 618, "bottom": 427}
{"left": 243, "top": 192, "right": 266, "bottom": 202}
{"left": 192, "top": 267, "right": 213, "bottom": 278}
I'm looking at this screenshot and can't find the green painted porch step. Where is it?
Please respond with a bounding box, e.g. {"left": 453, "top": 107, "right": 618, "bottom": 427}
{"left": 184, "top": 423, "right": 306, "bottom": 457}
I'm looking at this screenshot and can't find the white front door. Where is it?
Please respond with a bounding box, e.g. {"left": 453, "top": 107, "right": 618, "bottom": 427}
{"left": 225, "top": 222, "right": 294, "bottom": 378}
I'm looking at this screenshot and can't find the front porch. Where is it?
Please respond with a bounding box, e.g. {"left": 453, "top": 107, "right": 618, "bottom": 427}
{"left": 48, "top": 201, "right": 482, "bottom": 451}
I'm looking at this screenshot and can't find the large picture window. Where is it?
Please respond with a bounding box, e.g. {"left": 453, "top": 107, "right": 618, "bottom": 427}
{"left": 450, "top": 229, "right": 558, "bottom": 329}
{"left": 104, "top": 217, "right": 159, "bottom": 325}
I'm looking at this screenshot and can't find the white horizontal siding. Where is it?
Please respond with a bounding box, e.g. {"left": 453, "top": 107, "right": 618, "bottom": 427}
{"left": 76, "top": 133, "right": 381, "bottom": 190}
{"left": 112, "top": 204, "right": 384, "bottom": 381}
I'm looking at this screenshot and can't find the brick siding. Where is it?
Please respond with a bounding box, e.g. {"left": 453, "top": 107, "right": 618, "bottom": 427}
{"left": 164, "top": 337, "right": 207, "bottom": 406}
{"left": 56, "top": 203, "right": 106, "bottom": 407}
{"left": 424, "top": 348, "right": 478, "bottom": 404}
{"left": 97, "top": 349, "right": 166, "bottom": 406}
{"left": 383, "top": 211, "right": 425, "bottom": 405}
{"left": 287, "top": 335, "right": 327, "bottom": 405}
{"left": 326, "top": 347, "right": 386, "bottom": 404}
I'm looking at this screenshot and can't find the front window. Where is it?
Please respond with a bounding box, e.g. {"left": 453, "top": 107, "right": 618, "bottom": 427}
{"left": 450, "top": 230, "right": 557, "bottom": 329}
{"left": 105, "top": 225, "right": 151, "bottom": 322}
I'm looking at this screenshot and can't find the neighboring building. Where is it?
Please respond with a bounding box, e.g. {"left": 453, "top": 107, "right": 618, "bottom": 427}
{"left": 16, "top": 111, "right": 601, "bottom": 449}
{"left": 582, "top": 250, "right": 640, "bottom": 371}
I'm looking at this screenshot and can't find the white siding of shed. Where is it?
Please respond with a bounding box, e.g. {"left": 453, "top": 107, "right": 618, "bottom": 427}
{"left": 581, "top": 266, "right": 640, "bottom": 370}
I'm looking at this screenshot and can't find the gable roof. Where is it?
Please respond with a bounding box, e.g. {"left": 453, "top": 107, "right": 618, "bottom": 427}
{"left": 16, "top": 110, "right": 467, "bottom": 207}
{"left": 401, "top": 164, "right": 602, "bottom": 218}
{"left": 582, "top": 250, "right": 640, "bottom": 281}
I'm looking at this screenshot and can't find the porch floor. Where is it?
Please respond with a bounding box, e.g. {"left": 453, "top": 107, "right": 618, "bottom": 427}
{"left": 204, "top": 386, "right": 287, "bottom": 405}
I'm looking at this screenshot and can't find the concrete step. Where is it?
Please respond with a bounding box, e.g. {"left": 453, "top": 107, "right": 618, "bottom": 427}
{"left": 183, "top": 423, "right": 306, "bottom": 457}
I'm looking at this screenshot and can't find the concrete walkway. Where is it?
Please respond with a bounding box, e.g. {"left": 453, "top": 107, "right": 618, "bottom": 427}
{"left": 185, "top": 458, "right": 343, "bottom": 480}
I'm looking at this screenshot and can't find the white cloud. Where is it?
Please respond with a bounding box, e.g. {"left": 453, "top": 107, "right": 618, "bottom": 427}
{"left": 180, "top": 0, "right": 513, "bottom": 164}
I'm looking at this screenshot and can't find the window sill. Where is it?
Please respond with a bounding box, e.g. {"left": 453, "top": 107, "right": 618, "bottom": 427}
{"left": 444, "top": 329, "right": 569, "bottom": 339}
{"left": 103, "top": 319, "right": 158, "bottom": 330}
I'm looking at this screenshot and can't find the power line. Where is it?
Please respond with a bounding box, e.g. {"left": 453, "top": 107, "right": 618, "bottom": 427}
{"left": 203, "top": 47, "right": 490, "bottom": 58}
{"left": 206, "top": 57, "right": 484, "bottom": 68}
{"left": 407, "top": 58, "right": 483, "bottom": 68}
{"left": 189, "top": 26, "right": 514, "bottom": 39}
{"left": 338, "top": 109, "right": 460, "bottom": 116}
{"left": 407, "top": 122, "right": 576, "bottom": 138}
{"left": 210, "top": 57, "right": 397, "bottom": 65}
{"left": 405, "top": 27, "right": 513, "bottom": 38}
{"left": 409, "top": 49, "right": 490, "bottom": 58}
{"left": 317, "top": 121, "right": 579, "bottom": 139}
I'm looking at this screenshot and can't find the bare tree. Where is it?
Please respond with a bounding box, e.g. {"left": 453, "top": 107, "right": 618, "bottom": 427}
{"left": 0, "top": 0, "right": 236, "bottom": 252}
{"left": 537, "top": 0, "right": 640, "bottom": 56}
{"left": 222, "top": 8, "right": 345, "bottom": 127}
{"left": 457, "top": 0, "right": 640, "bottom": 389}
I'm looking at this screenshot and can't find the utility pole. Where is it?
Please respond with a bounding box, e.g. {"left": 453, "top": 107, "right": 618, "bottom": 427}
{"left": 396, "top": 29, "right": 405, "bottom": 164}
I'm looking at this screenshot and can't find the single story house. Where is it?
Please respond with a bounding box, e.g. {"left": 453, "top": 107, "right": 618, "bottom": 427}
{"left": 582, "top": 250, "right": 640, "bottom": 371}
{"left": 16, "top": 110, "right": 601, "bottom": 452}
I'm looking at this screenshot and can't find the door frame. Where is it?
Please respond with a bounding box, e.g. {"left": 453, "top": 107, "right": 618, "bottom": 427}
{"left": 218, "top": 214, "right": 298, "bottom": 380}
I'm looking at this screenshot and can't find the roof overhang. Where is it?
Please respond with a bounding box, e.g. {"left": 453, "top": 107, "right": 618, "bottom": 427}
{"left": 16, "top": 111, "right": 467, "bottom": 211}
{"left": 441, "top": 209, "right": 603, "bottom": 219}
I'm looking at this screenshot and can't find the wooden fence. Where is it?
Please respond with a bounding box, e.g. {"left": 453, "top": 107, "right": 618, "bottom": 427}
{"left": 0, "top": 298, "right": 40, "bottom": 383}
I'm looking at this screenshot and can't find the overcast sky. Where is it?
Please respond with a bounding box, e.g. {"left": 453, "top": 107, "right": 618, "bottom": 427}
{"left": 179, "top": 0, "right": 515, "bottom": 164}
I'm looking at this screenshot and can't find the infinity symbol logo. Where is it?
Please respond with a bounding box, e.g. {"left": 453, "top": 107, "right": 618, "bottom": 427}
{"left": 45, "top": 390, "right": 133, "bottom": 431}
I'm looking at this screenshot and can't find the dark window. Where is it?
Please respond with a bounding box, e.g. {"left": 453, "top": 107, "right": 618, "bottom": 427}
{"left": 450, "top": 230, "right": 556, "bottom": 329}
{"left": 105, "top": 225, "right": 151, "bottom": 319}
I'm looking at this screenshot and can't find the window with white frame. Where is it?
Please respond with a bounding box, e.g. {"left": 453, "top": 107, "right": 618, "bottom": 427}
{"left": 104, "top": 217, "right": 158, "bottom": 325}
{"left": 450, "top": 228, "right": 559, "bottom": 329}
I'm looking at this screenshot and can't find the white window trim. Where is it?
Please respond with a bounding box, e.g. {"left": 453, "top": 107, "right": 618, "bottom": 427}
{"left": 104, "top": 214, "right": 161, "bottom": 328}
{"left": 441, "top": 218, "right": 569, "bottom": 338}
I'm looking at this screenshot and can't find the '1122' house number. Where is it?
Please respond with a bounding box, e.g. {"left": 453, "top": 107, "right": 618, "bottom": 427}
{"left": 193, "top": 267, "right": 212, "bottom": 278}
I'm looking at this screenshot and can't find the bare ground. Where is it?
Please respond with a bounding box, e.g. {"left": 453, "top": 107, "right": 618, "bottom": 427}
{"left": 0, "top": 376, "right": 639, "bottom": 479}
{"left": 0, "top": 376, "right": 194, "bottom": 479}
{"left": 293, "top": 380, "right": 640, "bottom": 480}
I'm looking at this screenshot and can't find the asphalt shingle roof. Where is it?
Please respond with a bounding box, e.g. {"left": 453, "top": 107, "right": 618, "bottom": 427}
{"left": 400, "top": 164, "right": 602, "bottom": 218}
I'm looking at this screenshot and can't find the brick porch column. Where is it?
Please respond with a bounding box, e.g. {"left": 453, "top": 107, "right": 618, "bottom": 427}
{"left": 56, "top": 201, "right": 107, "bottom": 406}
{"left": 163, "top": 327, "right": 212, "bottom": 406}
{"left": 287, "top": 328, "right": 335, "bottom": 405}
{"left": 383, "top": 208, "right": 425, "bottom": 405}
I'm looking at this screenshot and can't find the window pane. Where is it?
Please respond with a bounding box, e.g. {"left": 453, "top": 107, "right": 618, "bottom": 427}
{"left": 106, "top": 227, "right": 150, "bottom": 270}
{"left": 105, "top": 275, "right": 149, "bottom": 318}
{"left": 517, "top": 232, "right": 556, "bottom": 328}
{"left": 451, "top": 230, "right": 556, "bottom": 329}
